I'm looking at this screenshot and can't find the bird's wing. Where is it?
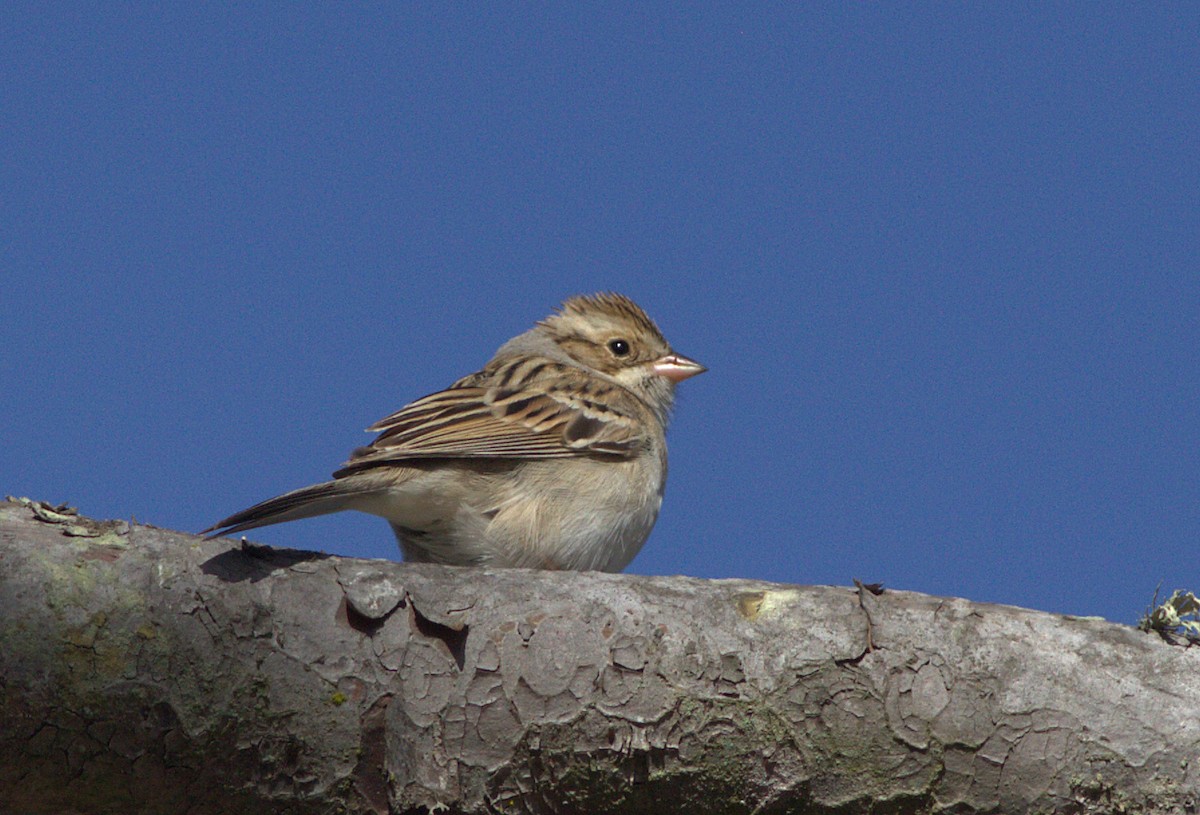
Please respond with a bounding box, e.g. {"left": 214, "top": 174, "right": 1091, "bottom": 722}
{"left": 333, "top": 363, "right": 646, "bottom": 475}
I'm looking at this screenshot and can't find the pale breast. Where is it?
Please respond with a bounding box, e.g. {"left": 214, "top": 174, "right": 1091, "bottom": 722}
{"left": 481, "top": 454, "right": 666, "bottom": 571}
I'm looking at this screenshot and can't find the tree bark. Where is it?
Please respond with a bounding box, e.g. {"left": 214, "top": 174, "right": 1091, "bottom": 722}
{"left": 1, "top": 497, "right": 1197, "bottom": 815}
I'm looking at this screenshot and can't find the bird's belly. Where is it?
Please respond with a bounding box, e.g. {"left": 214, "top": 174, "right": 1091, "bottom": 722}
{"left": 367, "top": 457, "right": 665, "bottom": 572}
{"left": 483, "top": 457, "right": 665, "bottom": 571}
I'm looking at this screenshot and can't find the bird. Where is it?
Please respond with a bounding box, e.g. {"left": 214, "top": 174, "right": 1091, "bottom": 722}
{"left": 202, "top": 292, "right": 706, "bottom": 572}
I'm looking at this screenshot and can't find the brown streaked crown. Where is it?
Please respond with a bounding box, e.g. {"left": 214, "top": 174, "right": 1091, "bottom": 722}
{"left": 539, "top": 292, "right": 672, "bottom": 376}
{"left": 551, "top": 293, "right": 665, "bottom": 341}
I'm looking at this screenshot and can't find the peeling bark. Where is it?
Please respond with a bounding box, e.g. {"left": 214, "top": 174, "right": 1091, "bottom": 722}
{"left": 1, "top": 498, "right": 1198, "bottom": 814}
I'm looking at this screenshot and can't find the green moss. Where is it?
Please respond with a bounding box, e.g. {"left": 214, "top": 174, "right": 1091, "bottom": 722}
{"left": 504, "top": 697, "right": 804, "bottom": 815}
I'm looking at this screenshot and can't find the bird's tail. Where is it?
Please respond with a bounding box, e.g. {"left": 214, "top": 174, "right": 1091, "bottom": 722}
{"left": 202, "top": 480, "right": 360, "bottom": 539}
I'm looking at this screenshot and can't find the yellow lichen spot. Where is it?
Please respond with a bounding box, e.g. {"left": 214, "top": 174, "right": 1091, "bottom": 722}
{"left": 736, "top": 592, "right": 765, "bottom": 621}
{"left": 136, "top": 624, "right": 157, "bottom": 640}
{"left": 736, "top": 589, "right": 805, "bottom": 622}
{"left": 330, "top": 691, "right": 348, "bottom": 706}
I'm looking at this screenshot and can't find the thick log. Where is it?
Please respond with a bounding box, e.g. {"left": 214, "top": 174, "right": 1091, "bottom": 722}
{"left": 0, "top": 497, "right": 1196, "bottom": 814}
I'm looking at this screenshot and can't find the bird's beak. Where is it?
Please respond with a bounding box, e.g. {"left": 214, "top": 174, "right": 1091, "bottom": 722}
{"left": 651, "top": 353, "right": 707, "bottom": 382}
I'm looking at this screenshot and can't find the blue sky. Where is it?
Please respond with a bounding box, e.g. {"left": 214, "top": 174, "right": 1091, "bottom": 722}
{"left": 4, "top": 6, "right": 1198, "bottom": 623}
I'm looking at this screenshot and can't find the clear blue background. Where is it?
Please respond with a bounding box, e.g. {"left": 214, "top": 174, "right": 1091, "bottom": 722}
{"left": 5, "top": 6, "right": 1197, "bottom": 623}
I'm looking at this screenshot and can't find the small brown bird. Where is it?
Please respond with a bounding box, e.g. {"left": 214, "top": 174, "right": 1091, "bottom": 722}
{"left": 203, "top": 293, "right": 705, "bottom": 571}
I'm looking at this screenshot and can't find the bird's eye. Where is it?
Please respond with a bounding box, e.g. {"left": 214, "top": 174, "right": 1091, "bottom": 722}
{"left": 608, "top": 338, "right": 631, "bottom": 357}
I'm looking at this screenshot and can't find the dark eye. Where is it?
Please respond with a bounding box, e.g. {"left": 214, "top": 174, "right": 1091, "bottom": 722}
{"left": 607, "top": 338, "right": 631, "bottom": 357}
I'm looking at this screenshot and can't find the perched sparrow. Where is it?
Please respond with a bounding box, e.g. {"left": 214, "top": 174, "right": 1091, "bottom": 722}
{"left": 203, "top": 293, "right": 705, "bottom": 572}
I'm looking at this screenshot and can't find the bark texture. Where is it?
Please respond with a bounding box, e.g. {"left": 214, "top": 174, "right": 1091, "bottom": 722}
{"left": 1, "top": 497, "right": 1198, "bottom": 814}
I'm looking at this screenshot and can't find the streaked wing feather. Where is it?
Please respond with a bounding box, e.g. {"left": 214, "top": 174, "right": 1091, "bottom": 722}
{"left": 336, "top": 366, "right": 644, "bottom": 474}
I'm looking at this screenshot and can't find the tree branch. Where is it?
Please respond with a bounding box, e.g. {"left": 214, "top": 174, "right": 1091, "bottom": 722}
{"left": 1, "top": 498, "right": 1197, "bottom": 814}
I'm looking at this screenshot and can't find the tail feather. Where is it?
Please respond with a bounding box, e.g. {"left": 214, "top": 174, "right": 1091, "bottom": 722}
{"left": 202, "top": 480, "right": 359, "bottom": 539}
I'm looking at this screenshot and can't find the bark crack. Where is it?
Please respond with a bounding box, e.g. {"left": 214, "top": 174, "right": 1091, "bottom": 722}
{"left": 835, "top": 579, "right": 885, "bottom": 666}
{"left": 410, "top": 600, "right": 469, "bottom": 671}
{"left": 352, "top": 694, "right": 393, "bottom": 814}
